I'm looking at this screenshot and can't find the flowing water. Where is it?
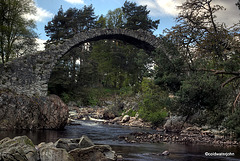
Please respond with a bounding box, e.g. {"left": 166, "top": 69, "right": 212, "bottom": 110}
{"left": 0, "top": 120, "right": 240, "bottom": 161}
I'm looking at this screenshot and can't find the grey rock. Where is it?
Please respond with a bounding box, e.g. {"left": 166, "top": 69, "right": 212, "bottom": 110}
{"left": 0, "top": 136, "right": 38, "bottom": 161}
{"left": 164, "top": 116, "right": 185, "bottom": 132}
{"left": 38, "top": 143, "right": 74, "bottom": 161}
{"left": 162, "top": 150, "right": 170, "bottom": 156}
{"left": 69, "top": 145, "right": 116, "bottom": 161}
{"left": 0, "top": 90, "right": 68, "bottom": 130}
{"left": 55, "top": 138, "right": 79, "bottom": 152}
{"left": 78, "top": 135, "right": 94, "bottom": 148}
{"left": 121, "top": 115, "right": 130, "bottom": 123}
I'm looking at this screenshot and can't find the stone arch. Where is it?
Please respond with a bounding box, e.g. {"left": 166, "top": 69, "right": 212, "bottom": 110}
{"left": 0, "top": 28, "right": 165, "bottom": 96}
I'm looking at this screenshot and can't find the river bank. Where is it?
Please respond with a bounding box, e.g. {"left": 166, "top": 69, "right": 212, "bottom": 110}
{"left": 68, "top": 106, "right": 240, "bottom": 147}
{"left": 120, "top": 129, "right": 239, "bottom": 147}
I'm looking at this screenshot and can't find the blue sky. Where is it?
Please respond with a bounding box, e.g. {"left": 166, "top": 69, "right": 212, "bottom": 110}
{"left": 29, "top": 0, "right": 239, "bottom": 50}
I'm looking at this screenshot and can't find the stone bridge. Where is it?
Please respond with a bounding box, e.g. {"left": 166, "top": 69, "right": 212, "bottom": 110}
{"left": 0, "top": 28, "right": 165, "bottom": 96}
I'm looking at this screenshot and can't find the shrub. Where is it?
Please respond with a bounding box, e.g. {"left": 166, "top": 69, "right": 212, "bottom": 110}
{"left": 170, "top": 73, "right": 229, "bottom": 124}
{"left": 138, "top": 78, "right": 169, "bottom": 126}
{"left": 126, "top": 109, "right": 137, "bottom": 117}
{"left": 61, "top": 92, "right": 71, "bottom": 103}
{"left": 119, "top": 86, "right": 134, "bottom": 96}
{"left": 223, "top": 108, "right": 240, "bottom": 140}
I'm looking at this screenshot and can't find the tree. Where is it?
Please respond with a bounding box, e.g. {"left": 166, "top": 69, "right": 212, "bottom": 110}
{"left": 237, "top": 0, "right": 240, "bottom": 9}
{"left": 153, "top": 37, "right": 185, "bottom": 92}
{"left": 165, "top": 0, "right": 230, "bottom": 69}
{"left": 122, "top": 1, "right": 160, "bottom": 32}
{"left": 46, "top": 5, "right": 98, "bottom": 99}
{"left": 0, "top": 0, "right": 37, "bottom": 64}
{"left": 90, "top": 40, "right": 150, "bottom": 89}
{"left": 106, "top": 8, "right": 125, "bottom": 29}
{"left": 155, "top": 0, "right": 240, "bottom": 136}
{"left": 45, "top": 6, "right": 65, "bottom": 45}
{"left": 96, "top": 15, "right": 106, "bottom": 28}
{"left": 77, "top": 5, "right": 98, "bottom": 31}
{"left": 165, "top": 0, "right": 240, "bottom": 111}
{"left": 168, "top": 72, "right": 232, "bottom": 127}
{"left": 45, "top": 5, "right": 97, "bottom": 46}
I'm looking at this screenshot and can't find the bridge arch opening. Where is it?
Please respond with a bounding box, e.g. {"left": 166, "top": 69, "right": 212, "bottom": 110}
{"left": 47, "top": 29, "right": 162, "bottom": 103}
{"left": 49, "top": 39, "right": 153, "bottom": 100}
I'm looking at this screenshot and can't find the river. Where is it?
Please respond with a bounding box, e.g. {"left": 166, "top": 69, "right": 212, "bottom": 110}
{"left": 0, "top": 120, "right": 240, "bottom": 161}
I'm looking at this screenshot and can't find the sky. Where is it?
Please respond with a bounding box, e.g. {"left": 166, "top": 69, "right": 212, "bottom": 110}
{"left": 29, "top": 0, "right": 240, "bottom": 50}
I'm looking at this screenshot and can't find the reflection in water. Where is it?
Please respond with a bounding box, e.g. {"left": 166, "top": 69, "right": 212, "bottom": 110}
{"left": 0, "top": 121, "right": 239, "bottom": 161}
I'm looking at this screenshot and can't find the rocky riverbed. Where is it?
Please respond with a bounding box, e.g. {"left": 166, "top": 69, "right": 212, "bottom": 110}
{"left": 68, "top": 105, "right": 240, "bottom": 147}
{"left": 68, "top": 105, "right": 152, "bottom": 128}
{"left": 120, "top": 126, "right": 239, "bottom": 147}
{"left": 0, "top": 135, "right": 122, "bottom": 161}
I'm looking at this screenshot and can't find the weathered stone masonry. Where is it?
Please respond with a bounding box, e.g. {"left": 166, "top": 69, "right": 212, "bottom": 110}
{"left": 0, "top": 28, "right": 165, "bottom": 96}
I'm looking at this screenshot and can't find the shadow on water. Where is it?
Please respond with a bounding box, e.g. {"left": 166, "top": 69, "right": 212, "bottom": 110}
{"left": 0, "top": 120, "right": 240, "bottom": 161}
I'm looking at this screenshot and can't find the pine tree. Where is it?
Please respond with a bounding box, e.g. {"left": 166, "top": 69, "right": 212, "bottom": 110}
{"left": 122, "top": 1, "right": 160, "bottom": 32}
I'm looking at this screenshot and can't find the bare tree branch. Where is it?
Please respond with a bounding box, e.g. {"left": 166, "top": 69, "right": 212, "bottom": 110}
{"left": 233, "top": 92, "right": 240, "bottom": 112}
{"left": 222, "top": 76, "right": 240, "bottom": 88}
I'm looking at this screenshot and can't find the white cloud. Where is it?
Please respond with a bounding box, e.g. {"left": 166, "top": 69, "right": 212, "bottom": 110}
{"left": 135, "top": 0, "right": 239, "bottom": 26}
{"left": 64, "top": 0, "right": 84, "bottom": 4}
{"left": 24, "top": 7, "right": 54, "bottom": 22}
{"left": 214, "top": 0, "right": 240, "bottom": 27}
{"left": 36, "top": 38, "right": 46, "bottom": 51}
{"left": 135, "top": 0, "right": 182, "bottom": 17}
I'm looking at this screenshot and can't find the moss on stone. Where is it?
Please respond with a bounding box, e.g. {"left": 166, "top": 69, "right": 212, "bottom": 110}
{"left": 24, "top": 138, "right": 35, "bottom": 147}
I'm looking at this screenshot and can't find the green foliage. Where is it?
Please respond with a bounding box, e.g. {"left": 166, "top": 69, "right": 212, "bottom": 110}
{"left": 161, "top": 0, "right": 240, "bottom": 139}
{"left": 90, "top": 40, "right": 151, "bottom": 89}
{"left": 138, "top": 78, "right": 169, "bottom": 126}
{"left": 223, "top": 108, "right": 240, "bottom": 139}
{"left": 45, "top": 5, "right": 97, "bottom": 46}
{"left": 119, "top": 86, "right": 134, "bottom": 97}
{"left": 122, "top": 1, "right": 160, "bottom": 32}
{"left": 96, "top": 15, "right": 107, "bottom": 28}
{"left": 221, "top": 50, "right": 240, "bottom": 73}
{"left": 46, "top": 5, "right": 99, "bottom": 99}
{"left": 140, "top": 110, "right": 168, "bottom": 126}
{"left": 106, "top": 8, "right": 125, "bottom": 28}
{"left": 126, "top": 109, "right": 137, "bottom": 117}
{"left": 153, "top": 38, "right": 185, "bottom": 92}
{"left": 61, "top": 92, "right": 71, "bottom": 103}
{"left": 60, "top": 87, "right": 119, "bottom": 106}
{"left": 170, "top": 73, "right": 229, "bottom": 119}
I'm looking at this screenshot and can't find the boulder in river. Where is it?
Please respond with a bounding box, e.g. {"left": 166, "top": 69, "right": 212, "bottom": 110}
{"left": 55, "top": 138, "right": 80, "bottom": 152}
{"left": 78, "top": 135, "right": 94, "bottom": 148}
{"left": 103, "top": 110, "right": 116, "bottom": 120}
{"left": 69, "top": 145, "right": 116, "bottom": 161}
{"left": 0, "top": 136, "right": 38, "bottom": 161}
{"left": 0, "top": 90, "right": 68, "bottom": 130}
{"left": 162, "top": 150, "right": 170, "bottom": 156}
{"left": 38, "top": 142, "right": 74, "bottom": 161}
{"left": 163, "top": 116, "right": 185, "bottom": 132}
{"left": 1, "top": 135, "right": 118, "bottom": 161}
{"left": 121, "top": 115, "right": 130, "bottom": 123}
